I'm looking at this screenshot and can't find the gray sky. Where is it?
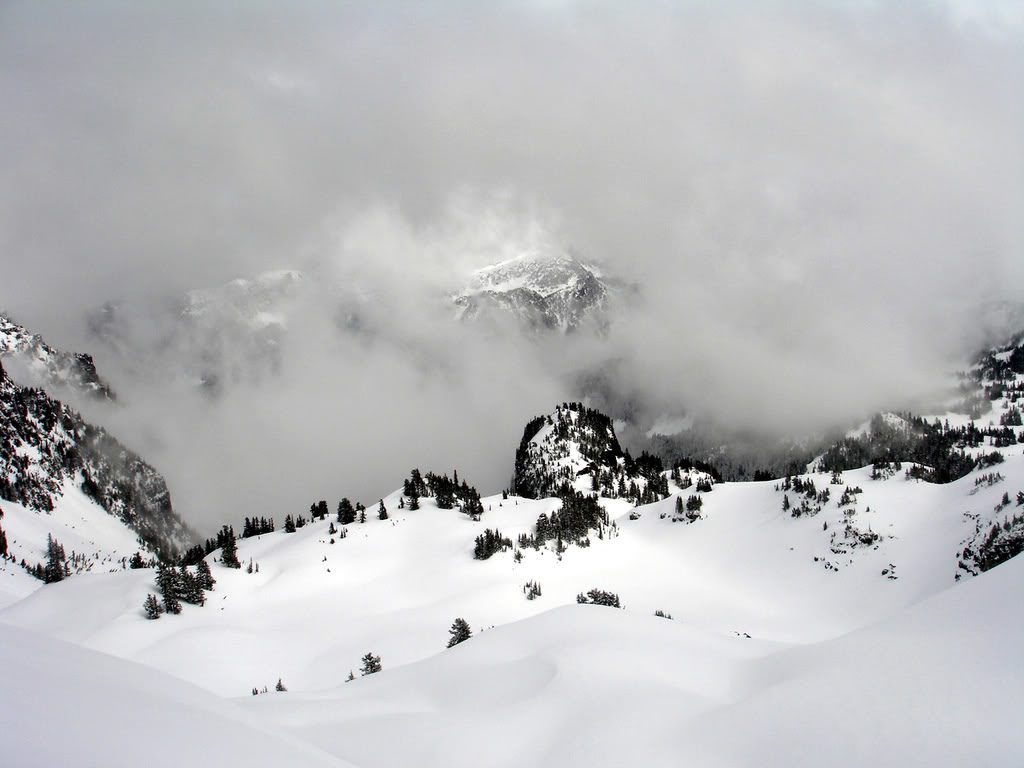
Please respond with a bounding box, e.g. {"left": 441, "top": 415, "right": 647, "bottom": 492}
{"left": 1, "top": 1, "right": 1021, "bottom": 530}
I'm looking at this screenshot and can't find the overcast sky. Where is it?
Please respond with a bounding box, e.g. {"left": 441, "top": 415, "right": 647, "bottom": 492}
{"left": 1, "top": 1, "right": 1021, "bottom": 530}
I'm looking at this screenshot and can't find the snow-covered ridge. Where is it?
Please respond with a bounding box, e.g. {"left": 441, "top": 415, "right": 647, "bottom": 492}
{"left": 0, "top": 312, "right": 115, "bottom": 400}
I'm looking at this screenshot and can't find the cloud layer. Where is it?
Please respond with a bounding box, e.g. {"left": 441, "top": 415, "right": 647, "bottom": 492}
{"left": 2, "top": 1, "right": 1021, "bottom": 530}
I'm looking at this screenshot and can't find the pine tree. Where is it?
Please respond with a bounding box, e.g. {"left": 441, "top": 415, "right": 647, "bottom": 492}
{"left": 219, "top": 525, "right": 241, "bottom": 568}
{"left": 446, "top": 618, "right": 472, "bottom": 648}
{"left": 358, "top": 509, "right": 366, "bottom": 524}
{"left": 378, "top": 499, "right": 388, "bottom": 520}
{"left": 179, "top": 567, "right": 205, "bottom": 605}
{"left": 0, "top": 523, "right": 7, "bottom": 558}
{"left": 196, "top": 558, "right": 216, "bottom": 591}
{"left": 360, "top": 652, "right": 382, "bottom": 676}
{"left": 408, "top": 494, "right": 420, "bottom": 511}
{"left": 156, "top": 563, "right": 182, "bottom": 614}
{"left": 337, "top": 498, "right": 356, "bottom": 525}
{"left": 129, "top": 551, "right": 147, "bottom": 569}
{"left": 275, "top": 678, "right": 287, "bottom": 692}
{"left": 345, "top": 670, "right": 355, "bottom": 682}
{"left": 285, "top": 514, "right": 296, "bottom": 533}
{"left": 43, "top": 534, "right": 66, "bottom": 583}
{"left": 143, "top": 593, "right": 163, "bottom": 619}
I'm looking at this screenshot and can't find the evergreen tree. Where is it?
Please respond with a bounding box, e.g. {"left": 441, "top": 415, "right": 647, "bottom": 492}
{"left": 128, "top": 551, "right": 147, "bottom": 569}
{"left": 0, "top": 523, "right": 7, "bottom": 558}
{"left": 219, "top": 525, "right": 241, "bottom": 568}
{"left": 337, "top": 498, "right": 356, "bottom": 525}
{"left": 275, "top": 678, "right": 287, "bottom": 692}
{"left": 156, "top": 563, "right": 182, "bottom": 614}
{"left": 196, "top": 558, "right": 216, "bottom": 591}
{"left": 43, "top": 534, "right": 67, "bottom": 583}
{"left": 408, "top": 494, "right": 420, "bottom": 511}
{"left": 179, "top": 567, "right": 205, "bottom": 605}
{"left": 284, "top": 514, "right": 296, "bottom": 533}
{"left": 446, "top": 618, "right": 472, "bottom": 648}
{"left": 378, "top": 499, "right": 388, "bottom": 520}
{"left": 358, "top": 508, "right": 367, "bottom": 524}
{"left": 143, "top": 593, "right": 163, "bottom": 620}
{"left": 360, "top": 652, "right": 382, "bottom": 676}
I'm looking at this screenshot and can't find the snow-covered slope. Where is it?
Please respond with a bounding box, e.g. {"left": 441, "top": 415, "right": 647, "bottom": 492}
{"left": 245, "top": 554, "right": 1024, "bottom": 768}
{"left": 0, "top": 622, "right": 351, "bottom": 768}
{"left": 0, "top": 312, "right": 115, "bottom": 400}
{"left": 3, "top": 424, "right": 1021, "bottom": 694}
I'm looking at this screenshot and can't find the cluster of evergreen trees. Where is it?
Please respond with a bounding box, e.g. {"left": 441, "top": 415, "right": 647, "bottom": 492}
{"left": 144, "top": 560, "right": 216, "bottom": 618}
{"left": 576, "top": 588, "right": 622, "bottom": 608}
{"left": 403, "top": 468, "right": 484, "bottom": 517}
{"left": 519, "top": 489, "right": 610, "bottom": 551}
{"left": 673, "top": 495, "right": 702, "bottom": 522}
{"left": 181, "top": 525, "right": 240, "bottom": 568}
{"left": 957, "top": 498, "right": 1024, "bottom": 578}
{"left": 0, "top": 506, "right": 6, "bottom": 558}
{"left": 17, "top": 533, "right": 71, "bottom": 583}
{"left": 473, "top": 528, "right": 512, "bottom": 559}
{"left": 337, "top": 498, "right": 363, "bottom": 524}
{"left": 818, "top": 412, "right": 1015, "bottom": 484}
{"left": 309, "top": 500, "right": 329, "bottom": 521}
{"left": 241, "top": 516, "right": 275, "bottom": 538}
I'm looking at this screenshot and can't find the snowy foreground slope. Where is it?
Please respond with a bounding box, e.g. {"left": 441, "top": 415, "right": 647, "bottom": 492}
{"left": 0, "top": 623, "right": 351, "bottom": 768}
{"left": 248, "top": 556, "right": 1024, "bottom": 768}
{"left": 2, "top": 551, "right": 1021, "bottom": 767}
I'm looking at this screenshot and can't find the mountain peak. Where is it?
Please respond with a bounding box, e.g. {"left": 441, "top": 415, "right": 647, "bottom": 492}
{"left": 455, "top": 252, "right": 609, "bottom": 332}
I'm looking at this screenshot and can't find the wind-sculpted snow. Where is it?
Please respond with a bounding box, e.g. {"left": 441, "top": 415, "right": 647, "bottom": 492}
{"left": 0, "top": 623, "right": 351, "bottom": 768}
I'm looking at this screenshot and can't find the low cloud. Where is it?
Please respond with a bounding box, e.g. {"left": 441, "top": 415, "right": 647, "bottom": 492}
{"left": 2, "top": 1, "right": 1021, "bottom": 530}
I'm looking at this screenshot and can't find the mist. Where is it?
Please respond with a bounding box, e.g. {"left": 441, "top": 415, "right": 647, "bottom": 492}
{"left": 2, "top": 1, "right": 1022, "bottom": 532}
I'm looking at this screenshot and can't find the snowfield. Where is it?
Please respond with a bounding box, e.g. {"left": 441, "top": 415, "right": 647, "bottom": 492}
{"left": 2, "top": 444, "right": 1023, "bottom": 766}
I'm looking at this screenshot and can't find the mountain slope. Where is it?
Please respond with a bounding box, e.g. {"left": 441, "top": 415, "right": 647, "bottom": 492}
{"left": 0, "top": 312, "right": 115, "bottom": 400}
{"left": 0, "top": 358, "right": 193, "bottom": 602}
